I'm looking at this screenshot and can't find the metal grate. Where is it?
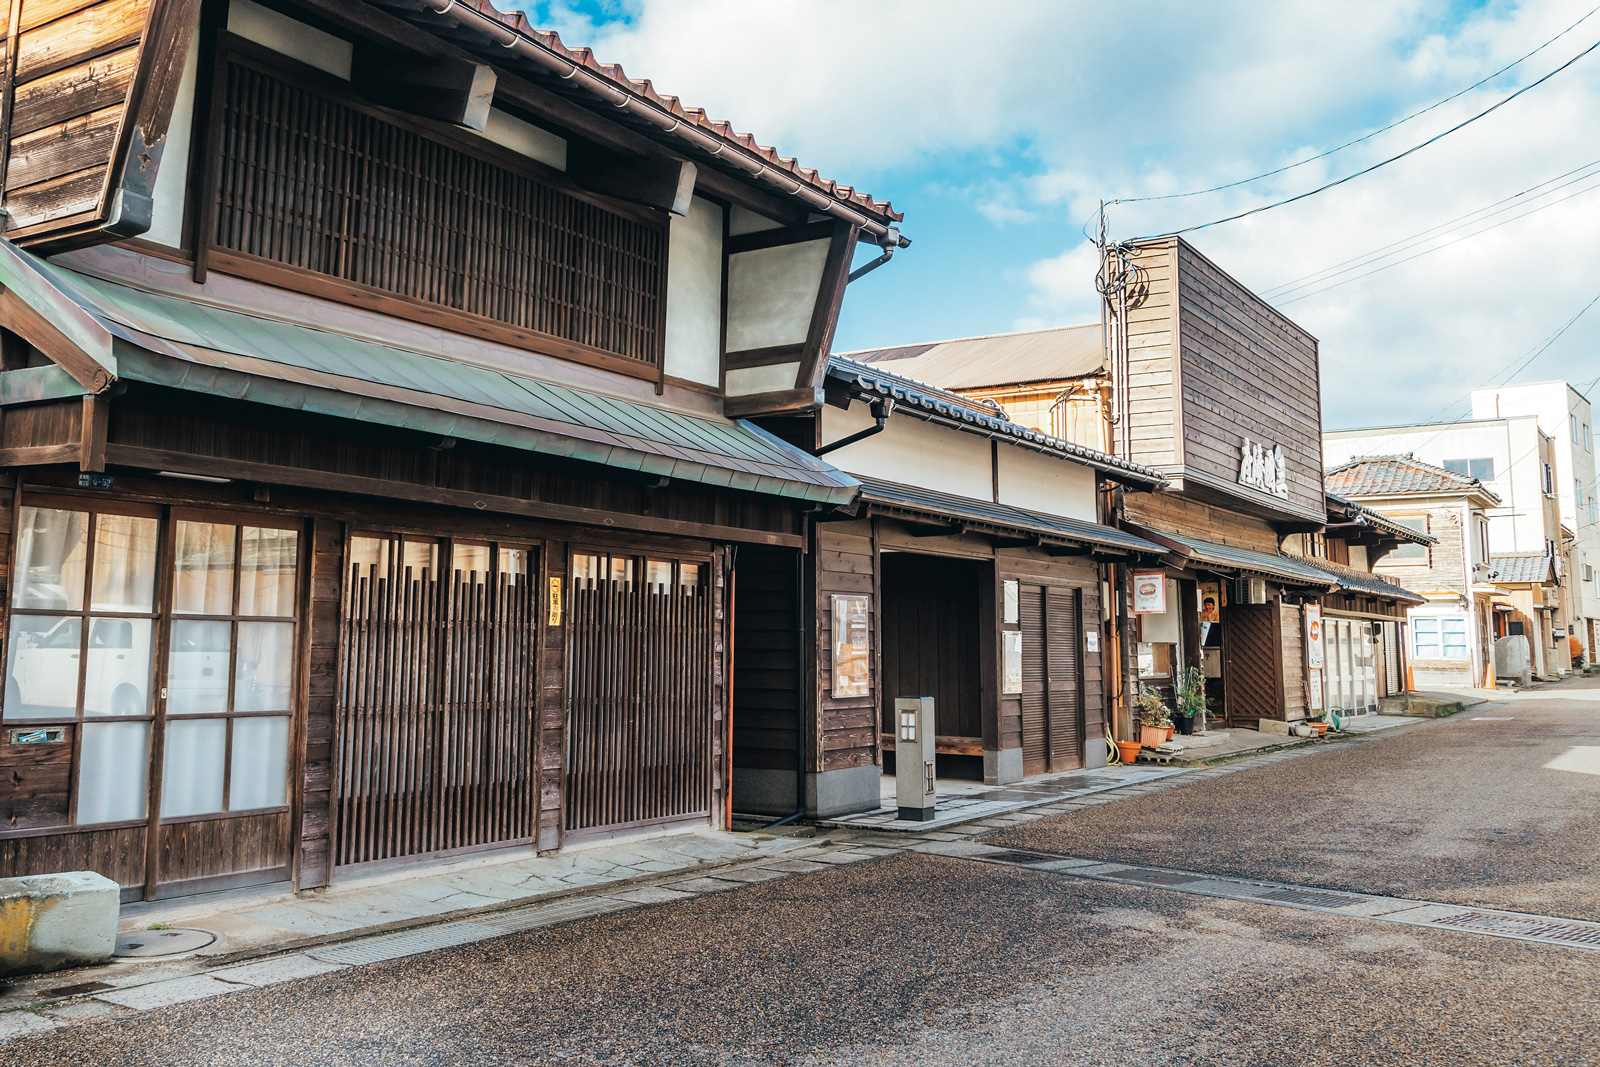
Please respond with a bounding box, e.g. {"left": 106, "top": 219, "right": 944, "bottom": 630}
{"left": 1431, "top": 912, "right": 1600, "bottom": 947}
{"left": 1107, "top": 868, "right": 1200, "bottom": 887}
{"left": 1255, "top": 887, "right": 1361, "bottom": 908}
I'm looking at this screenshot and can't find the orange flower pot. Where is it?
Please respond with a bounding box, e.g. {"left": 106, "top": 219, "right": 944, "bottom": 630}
{"left": 1311, "top": 721, "right": 1330, "bottom": 736}
{"left": 1139, "top": 725, "right": 1166, "bottom": 748}
{"left": 1115, "top": 739, "right": 1143, "bottom": 764}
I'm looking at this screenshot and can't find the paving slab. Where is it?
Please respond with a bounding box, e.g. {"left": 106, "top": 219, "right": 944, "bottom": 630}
{"left": 0, "top": 1011, "right": 57, "bottom": 1039}
{"left": 207, "top": 955, "right": 346, "bottom": 987}
{"left": 95, "top": 976, "right": 244, "bottom": 1011}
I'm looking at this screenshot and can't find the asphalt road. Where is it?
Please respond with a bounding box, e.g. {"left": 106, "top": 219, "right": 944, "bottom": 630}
{"left": 10, "top": 679, "right": 1600, "bottom": 1066}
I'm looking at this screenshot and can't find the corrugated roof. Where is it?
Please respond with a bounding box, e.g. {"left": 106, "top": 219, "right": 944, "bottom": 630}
{"left": 1326, "top": 455, "right": 1500, "bottom": 503}
{"left": 839, "top": 323, "right": 1103, "bottom": 390}
{"left": 854, "top": 476, "right": 1164, "bottom": 555}
{"left": 1286, "top": 554, "right": 1427, "bottom": 605}
{"left": 1487, "top": 553, "right": 1554, "bottom": 585}
{"left": 369, "top": 0, "right": 900, "bottom": 232}
{"left": 0, "top": 240, "right": 858, "bottom": 505}
{"left": 826, "top": 355, "right": 1165, "bottom": 489}
{"left": 1129, "top": 526, "right": 1338, "bottom": 588}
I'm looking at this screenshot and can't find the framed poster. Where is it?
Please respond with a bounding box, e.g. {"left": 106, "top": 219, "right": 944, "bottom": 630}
{"left": 830, "top": 594, "right": 871, "bottom": 698}
{"left": 1305, "top": 605, "right": 1324, "bottom": 669}
{"left": 1198, "top": 582, "right": 1221, "bottom": 622}
{"left": 1132, "top": 572, "right": 1167, "bottom": 614}
{"left": 1002, "top": 631, "right": 1023, "bottom": 694}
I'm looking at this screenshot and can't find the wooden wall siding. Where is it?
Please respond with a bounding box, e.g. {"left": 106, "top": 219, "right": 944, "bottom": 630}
{"left": 108, "top": 388, "right": 802, "bottom": 541}
{"left": 537, "top": 539, "right": 566, "bottom": 852}
{"left": 0, "top": 725, "right": 72, "bottom": 829}
{"left": 879, "top": 553, "right": 984, "bottom": 740}
{"left": 208, "top": 51, "right": 666, "bottom": 370}
{"left": 730, "top": 545, "right": 800, "bottom": 774}
{"left": 335, "top": 563, "right": 538, "bottom": 867}
{"left": 1000, "top": 552, "right": 1099, "bottom": 772}
{"left": 1280, "top": 601, "right": 1306, "bottom": 721}
{"left": 1125, "top": 491, "right": 1280, "bottom": 555}
{"left": 813, "top": 523, "right": 876, "bottom": 774}
{"left": 1221, "top": 603, "right": 1283, "bottom": 723}
{"left": 1372, "top": 505, "right": 1465, "bottom": 596}
{"left": 1174, "top": 242, "right": 1323, "bottom": 517}
{"left": 155, "top": 811, "right": 289, "bottom": 888}
{"left": 298, "top": 517, "right": 339, "bottom": 887}
{"left": 0, "top": 824, "right": 147, "bottom": 886}
{"left": 564, "top": 572, "right": 713, "bottom": 834}
{"left": 1121, "top": 242, "right": 1179, "bottom": 470}
{"left": 1018, "top": 585, "right": 1047, "bottom": 775}
{"left": 1045, "top": 587, "right": 1084, "bottom": 767}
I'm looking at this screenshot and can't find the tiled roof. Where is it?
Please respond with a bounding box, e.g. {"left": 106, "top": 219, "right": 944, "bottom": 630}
{"left": 1286, "top": 554, "right": 1427, "bottom": 605}
{"left": 1127, "top": 527, "right": 1338, "bottom": 588}
{"left": 1487, "top": 553, "right": 1554, "bottom": 585}
{"left": 1325, "top": 455, "right": 1500, "bottom": 503}
{"left": 1325, "top": 491, "right": 1438, "bottom": 545}
{"left": 371, "top": 0, "right": 901, "bottom": 233}
{"left": 825, "top": 356, "right": 1166, "bottom": 489}
{"left": 839, "top": 322, "right": 1103, "bottom": 390}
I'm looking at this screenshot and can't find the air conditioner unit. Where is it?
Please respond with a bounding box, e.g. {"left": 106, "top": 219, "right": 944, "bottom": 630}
{"left": 1231, "top": 578, "right": 1269, "bottom": 605}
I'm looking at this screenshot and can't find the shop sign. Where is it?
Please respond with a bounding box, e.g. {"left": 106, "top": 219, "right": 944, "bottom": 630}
{"left": 1132, "top": 572, "right": 1167, "bottom": 614}
{"left": 1002, "top": 631, "right": 1023, "bottom": 694}
{"left": 1305, "top": 604, "right": 1324, "bottom": 669}
{"left": 1239, "top": 437, "right": 1289, "bottom": 499}
{"left": 831, "top": 594, "right": 871, "bottom": 698}
{"left": 548, "top": 577, "right": 562, "bottom": 626}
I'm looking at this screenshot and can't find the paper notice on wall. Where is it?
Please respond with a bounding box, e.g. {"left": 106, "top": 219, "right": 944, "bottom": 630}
{"left": 1002, "top": 630, "right": 1023, "bottom": 694}
{"left": 1309, "top": 667, "right": 1324, "bottom": 711}
{"left": 831, "top": 594, "right": 871, "bottom": 698}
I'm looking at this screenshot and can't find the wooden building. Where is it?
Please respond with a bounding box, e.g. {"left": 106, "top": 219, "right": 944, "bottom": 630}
{"left": 0, "top": 0, "right": 910, "bottom": 900}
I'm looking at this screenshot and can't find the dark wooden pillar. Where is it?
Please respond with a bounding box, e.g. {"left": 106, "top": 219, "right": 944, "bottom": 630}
{"left": 297, "top": 517, "right": 342, "bottom": 889}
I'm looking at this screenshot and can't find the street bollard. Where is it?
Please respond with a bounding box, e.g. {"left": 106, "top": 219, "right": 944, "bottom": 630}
{"left": 894, "top": 696, "right": 936, "bottom": 821}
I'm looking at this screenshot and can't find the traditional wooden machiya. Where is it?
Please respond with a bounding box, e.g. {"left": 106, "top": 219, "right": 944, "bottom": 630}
{"left": 0, "top": 0, "right": 906, "bottom": 899}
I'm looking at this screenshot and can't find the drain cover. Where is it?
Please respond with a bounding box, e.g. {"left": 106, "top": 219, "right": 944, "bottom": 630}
{"left": 1108, "top": 868, "right": 1199, "bottom": 887}
{"left": 1432, "top": 912, "right": 1600, "bottom": 947}
{"left": 977, "top": 850, "right": 1059, "bottom": 864}
{"left": 1256, "top": 887, "right": 1359, "bottom": 908}
{"left": 114, "top": 928, "right": 216, "bottom": 958}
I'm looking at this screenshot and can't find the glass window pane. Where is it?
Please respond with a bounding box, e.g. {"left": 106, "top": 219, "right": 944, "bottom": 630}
{"left": 646, "top": 560, "right": 672, "bottom": 590}
{"left": 229, "top": 715, "right": 289, "bottom": 810}
{"left": 160, "top": 717, "right": 226, "bottom": 817}
{"left": 13, "top": 507, "right": 87, "bottom": 610}
{"left": 4, "top": 615, "right": 81, "bottom": 720}
{"left": 680, "top": 563, "right": 704, "bottom": 592}
{"left": 452, "top": 543, "right": 491, "bottom": 582}
{"left": 89, "top": 514, "right": 159, "bottom": 612}
{"left": 401, "top": 541, "right": 437, "bottom": 579}
{"left": 573, "top": 554, "right": 600, "bottom": 588}
{"left": 84, "top": 618, "right": 153, "bottom": 717}
{"left": 235, "top": 622, "right": 294, "bottom": 712}
{"left": 609, "top": 557, "right": 634, "bottom": 589}
{"left": 349, "top": 535, "right": 391, "bottom": 582}
{"left": 173, "top": 522, "right": 236, "bottom": 615}
{"left": 77, "top": 720, "right": 150, "bottom": 823}
{"left": 239, "top": 527, "right": 299, "bottom": 617}
{"left": 166, "top": 620, "right": 233, "bottom": 716}
{"left": 498, "top": 547, "right": 530, "bottom": 583}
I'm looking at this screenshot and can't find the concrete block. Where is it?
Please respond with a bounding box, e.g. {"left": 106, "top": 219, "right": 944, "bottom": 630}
{"left": 1257, "top": 718, "right": 1291, "bottom": 735}
{"left": 983, "top": 747, "right": 1024, "bottom": 785}
{"left": 806, "top": 765, "right": 880, "bottom": 818}
{"left": 0, "top": 872, "right": 119, "bottom": 979}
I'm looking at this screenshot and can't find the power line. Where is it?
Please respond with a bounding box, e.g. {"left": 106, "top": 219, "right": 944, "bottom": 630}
{"left": 1135, "top": 35, "right": 1600, "bottom": 240}
{"left": 1111, "top": 4, "right": 1600, "bottom": 207}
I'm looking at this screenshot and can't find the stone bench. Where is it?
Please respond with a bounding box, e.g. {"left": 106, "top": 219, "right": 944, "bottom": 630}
{"left": 1, "top": 872, "right": 119, "bottom": 978}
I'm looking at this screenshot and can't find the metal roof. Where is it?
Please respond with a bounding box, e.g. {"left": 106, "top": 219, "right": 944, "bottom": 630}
{"left": 853, "top": 476, "right": 1165, "bottom": 555}
{"left": 1487, "top": 553, "right": 1555, "bottom": 585}
{"left": 1286, "top": 554, "right": 1427, "bottom": 605}
{"left": 0, "top": 240, "right": 859, "bottom": 505}
{"left": 1129, "top": 526, "right": 1338, "bottom": 588}
{"left": 839, "top": 322, "right": 1103, "bottom": 390}
{"left": 1325, "top": 491, "right": 1438, "bottom": 545}
{"left": 826, "top": 356, "right": 1166, "bottom": 489}
{"left": 1326, "top": 455, "right": 1501, "bottom": 504}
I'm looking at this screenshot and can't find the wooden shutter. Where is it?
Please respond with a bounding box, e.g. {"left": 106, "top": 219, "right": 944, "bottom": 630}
{"left": 1222, "top": 604, "right": 1282, "bottom": 724}
{"left": 1019, "top": 585, "right": 1047, "bottom": 777}
{"left": 1045, "top": 587, "right": 1083, "bottom": 771}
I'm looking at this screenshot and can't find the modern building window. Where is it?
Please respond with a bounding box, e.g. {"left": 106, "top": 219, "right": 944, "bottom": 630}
{"left": 1585, "top": 422, "right": 1592, "bottom": 452}
{"left": 1543, "top": 463, "right": 1555, "bottom": 495}
{"left": 1443, "top": 457, "right": 1494, "bottom": 481}
{"left": 1382, "top": 517, "right": 1430, "bottom": 562}
{"left": 1478, "top": 518, "right": 1490, "bottom": 564}
{"left": 1572, "top": 414, "right": 1581, "bottom": 444}
{"left": 1413, "top": 616, "right": 1469, "bottom": 660}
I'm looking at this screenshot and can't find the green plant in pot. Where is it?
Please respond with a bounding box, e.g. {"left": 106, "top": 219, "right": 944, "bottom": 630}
{"left": 1175, "top": 666, "right": 1209, "bottom": 735}
{"left": 1135, "top": 686, "right": 1172, "bottom": 748}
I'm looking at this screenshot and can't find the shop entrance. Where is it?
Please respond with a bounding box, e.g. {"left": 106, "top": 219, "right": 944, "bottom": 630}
{"left": 880, "top": 553, "right": 985, "bottom": 778}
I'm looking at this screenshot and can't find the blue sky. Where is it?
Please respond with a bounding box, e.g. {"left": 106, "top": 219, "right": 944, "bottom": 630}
{"left": 519, "top": 1, "right": 1600, "bottom": 429}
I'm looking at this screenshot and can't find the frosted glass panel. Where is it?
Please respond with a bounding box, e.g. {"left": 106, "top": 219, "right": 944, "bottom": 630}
{"left": 77, "top": 721, "right": 150, "bottom": 823}
{"left": 173, "top": 522, "right": 236, "bottom": 615}
{"left": 453, "top": 544, "right": 490, "bottom": 580}
{"left": 166, "top": 620, "right": 232, "bottom": 715}
{"left": 4, "top": 615, "right": 81, "bottom": 720}
{"left": 498, "top": 547, "right": 530, "bottom": 582}
{"left": 349, "top": 535, "right": 391, "bottom": 582}
{"left": 90, "top": 514, "right": 159, "bottom": 612}
{"left": 401, "top": 541, "right": 437, "bottom": 578}
{"left": 235, "top": 622, "right": 294, "bottom": 712}
{"left": 229, "top": 716, "right": 289, "bottom": 810}
{"left": 239, "top": 527, "right": 298, "bottom": 617}
{"left": 13, "top": 507, "right": 86, "bottom": 610}
{"left": 161, "top": 717, "right": 227, "bottom": 817}
{"left": 646, "top": 560, "right": 672, "bottom": 590}
{"left": 84, "top": 618, "right": 154, "bottom": 716}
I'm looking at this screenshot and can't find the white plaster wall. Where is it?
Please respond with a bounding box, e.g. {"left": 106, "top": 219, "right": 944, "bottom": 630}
{"left": 144, "top": 26, "right": 200, "bottom": 247}
{"left": 725, "top": 240, "right": 828, "bottom": 352}
{"left": 1348, "top": 544, "right": 1369, "bottom": 570}
{"left": 724, "top": 363, "right": 798, "bottom": 396}
{"left": 819, "top": 406, "right": 993, "bottom": 502}
{"left": 994, "top": 445, "right": 1098, "bottom": 522}
{"left": 663, "top": 196, "right": 722, "bottom": 386}
{"left": 229, "top": 0, "right": 352, "bottom": 78}
{"left": 729, "top": 205, "right": 783, "bottom": 235}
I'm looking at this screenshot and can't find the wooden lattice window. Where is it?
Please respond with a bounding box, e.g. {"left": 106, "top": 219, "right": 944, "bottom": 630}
{"left": 201, "top": 43, "right": 667, "bottom": 372}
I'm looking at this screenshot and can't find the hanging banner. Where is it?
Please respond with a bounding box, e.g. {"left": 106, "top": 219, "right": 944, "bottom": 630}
{"left": 1305, "top": 604, "right": 1324, "bottom": 669}
{"left": 1132, "top": 572, "right": 1167, "bottom": 614}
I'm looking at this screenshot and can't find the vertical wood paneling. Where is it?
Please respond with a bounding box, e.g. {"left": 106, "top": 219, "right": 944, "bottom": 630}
{"left": 1019, "top": 584, "right": 1046, "bottom": 776}
{"left": 1045, "top": 586, "right": 1083, "bottom": 770}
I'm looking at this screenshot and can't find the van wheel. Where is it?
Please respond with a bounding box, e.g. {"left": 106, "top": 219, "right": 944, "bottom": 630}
{"left": 112, "top": 685, "right": 144, "bottom": 717}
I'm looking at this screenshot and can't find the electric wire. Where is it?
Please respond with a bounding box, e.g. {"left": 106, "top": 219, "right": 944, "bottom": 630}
{"left": 1111, "top": 4, "right": 1600, "bottom": 207}
{"left": 1134, "top": 35, "right": 1600, "bottom": 239}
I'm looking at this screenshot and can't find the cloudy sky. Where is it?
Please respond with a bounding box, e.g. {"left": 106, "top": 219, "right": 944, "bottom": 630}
{"left": 518, "top": 1, "right": 1600, "bottom": 429}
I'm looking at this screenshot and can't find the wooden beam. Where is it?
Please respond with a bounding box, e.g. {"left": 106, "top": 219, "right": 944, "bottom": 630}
{"left": 352, "top": 47, "right": 497, "bottom": 132}
{"left": 102, "top": 443, "right": 806, "bottom": 547}
{"left": 79, "top": 394, "right": 109, "bottom": 472}
{"left": 723, "top": 388, "right": 821, "bottom": 418}
{"left": 0, "top": 288, "right": 113, "bottom": 393}
{"left": 567, "top": 140, "right": 696, "bottom": 216}
{"left": 724, "top": 343, "right": 803, "bottom": 371}
{"left": 0, "top": 443, "right": 81, "bottom": 466}
{"left": 906, "top": 522, "right": 961, "bottom": 538}
{"left": 725, "top": 220, "right": 835, "bottom": 255}
{"left": 793, "top": 220, "right": 858, "bottom": 391}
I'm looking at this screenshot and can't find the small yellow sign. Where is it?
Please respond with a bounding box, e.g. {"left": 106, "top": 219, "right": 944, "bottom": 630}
{"left": 548, "top": 576, "right": 563, "bottom": 626}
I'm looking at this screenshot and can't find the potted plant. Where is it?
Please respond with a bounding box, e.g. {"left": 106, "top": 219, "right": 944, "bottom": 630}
{"left": 1135, "top": 686, "right": 1172, "bottom": 748}
{"left": 1175, "top": 666, "right": 1208, "bottom": 736}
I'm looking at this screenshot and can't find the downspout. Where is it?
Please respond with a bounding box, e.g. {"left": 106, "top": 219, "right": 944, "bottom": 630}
{"left": 815, "top": 398, "right": 894, "bottom": 456}
{"left": 846, "top": 230, "right": 904, "bottom": 284}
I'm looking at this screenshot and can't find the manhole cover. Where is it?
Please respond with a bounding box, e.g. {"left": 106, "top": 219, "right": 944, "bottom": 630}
{"left": 114, "top": 928, "right": 216, "bottom": 958}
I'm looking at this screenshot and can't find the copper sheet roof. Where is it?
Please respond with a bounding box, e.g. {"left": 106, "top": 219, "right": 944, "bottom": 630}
{"left": 370, "top": 0, "right": 900, "bottom": 231}
{"left": 839, "top": 323, "right": 1104, "bottom": 390}
{"left": 1326, "top": 455, "right": 1501, "bottom": 503}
